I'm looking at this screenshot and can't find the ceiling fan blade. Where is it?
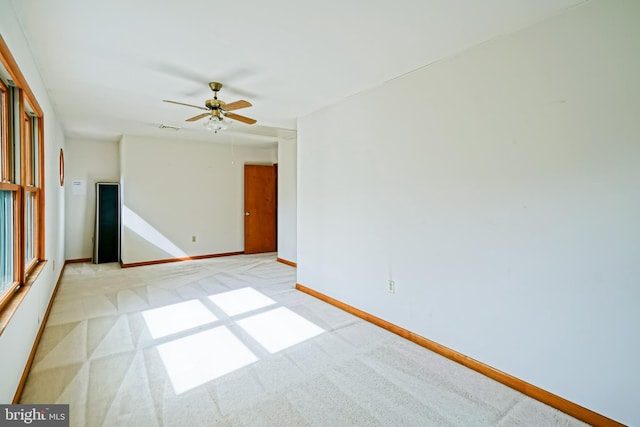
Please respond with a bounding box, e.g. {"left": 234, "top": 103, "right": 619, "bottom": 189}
{"left": 225, "top": 112, "right": 257, "bottom": 125}
{"left": 186, "top": 113, "right": 210, "bottom": 122}
{"left": 163, "top": 99, "right": 208, "bottom": 111}
{"left": 222, "top": 100, "right": 252, "bottom": 111}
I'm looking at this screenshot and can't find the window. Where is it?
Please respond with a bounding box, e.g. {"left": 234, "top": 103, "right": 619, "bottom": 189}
{"left": 0, "top": 76, "right": 15, "bottom": 306}
{"left": 0, "top": 36, "right": 45, "bottom": 326}
{"left": 23, "top": 107, "right": 40, "bottom": 273}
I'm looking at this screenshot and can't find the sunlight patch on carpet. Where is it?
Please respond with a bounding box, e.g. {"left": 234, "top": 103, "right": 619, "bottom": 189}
{"left": 157, "top": 326, "right": 258, "bottom": 395}
{"left": 208, "top": 287, "right": 276, "bottom": 316}
{"left": 142, "top": 300, "right": 218, "bottom": 339}
{"left": 237, "top": 307, "right": 324, "bottom": 354}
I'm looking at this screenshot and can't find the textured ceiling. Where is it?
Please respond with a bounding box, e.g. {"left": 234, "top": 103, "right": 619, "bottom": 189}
{"left": 9, "top": 0, "right": 584, "bottom": 146}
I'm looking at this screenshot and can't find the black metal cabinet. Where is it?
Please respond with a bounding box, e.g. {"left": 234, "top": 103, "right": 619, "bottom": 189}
{"left": 94, "top": 182, "right": 120, "bottom": 263}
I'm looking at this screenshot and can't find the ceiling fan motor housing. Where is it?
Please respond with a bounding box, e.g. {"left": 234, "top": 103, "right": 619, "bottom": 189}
{"left": 205, "top": 99, "right": 225, "bottom": 110}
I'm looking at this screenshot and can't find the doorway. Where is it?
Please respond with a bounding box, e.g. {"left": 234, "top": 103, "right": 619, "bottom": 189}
{"left": 244, "top": 164, "right": 276, "bottom": 254}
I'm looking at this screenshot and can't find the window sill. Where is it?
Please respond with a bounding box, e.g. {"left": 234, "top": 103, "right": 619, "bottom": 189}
{"left": 0, "top": 260, "right": 47, "bottom": 336}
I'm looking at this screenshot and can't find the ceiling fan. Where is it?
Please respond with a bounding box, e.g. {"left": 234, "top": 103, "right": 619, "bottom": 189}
{"left": 163, "top": 82, "right": 256, "bottom": 132}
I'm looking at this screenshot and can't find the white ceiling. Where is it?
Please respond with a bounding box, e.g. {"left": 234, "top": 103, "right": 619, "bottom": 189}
{"left": 9, "top": 0, "right": 584, "bottom": 146}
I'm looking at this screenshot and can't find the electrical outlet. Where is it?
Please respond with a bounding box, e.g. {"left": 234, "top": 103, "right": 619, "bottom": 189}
{"left": 192, "top": 235, "right": 196, "bottom": 242}
{"left": 387, "top": 280, "right": 395, "bottom": 294}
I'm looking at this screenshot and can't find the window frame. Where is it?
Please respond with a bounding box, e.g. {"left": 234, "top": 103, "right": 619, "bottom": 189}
{"left": 0, "top": 78, "right": 8, "bottom": 179}
{"left": 0, "top": 35, "right": 46, "bottom": 333}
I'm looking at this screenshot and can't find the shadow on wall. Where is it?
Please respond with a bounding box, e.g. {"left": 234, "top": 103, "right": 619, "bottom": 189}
{"left": 122, "top": 205, "right": 188, "bottom": 258}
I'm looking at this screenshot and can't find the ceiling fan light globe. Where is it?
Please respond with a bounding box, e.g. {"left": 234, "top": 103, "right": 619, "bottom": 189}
{"left": 204, "top": 117, "right": 219, "bottom": 131}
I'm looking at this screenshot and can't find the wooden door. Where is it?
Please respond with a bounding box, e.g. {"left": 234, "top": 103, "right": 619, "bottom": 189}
{"left": 244, "top": 164, "right": 276, "bottom": 254}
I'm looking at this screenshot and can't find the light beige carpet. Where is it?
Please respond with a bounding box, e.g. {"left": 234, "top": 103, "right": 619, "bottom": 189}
{"left": 20, "top": 253, "right": 586, "bottom": 427}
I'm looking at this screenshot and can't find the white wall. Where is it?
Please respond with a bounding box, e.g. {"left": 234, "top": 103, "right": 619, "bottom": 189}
{"left": 0, "top": 0, "right": 66, "bottom": 402}
{"left": 277, "top": 139, "right": 297, "bottom": 263}
{"left": 120, "top": 135, "right": 276, "bottom": 265}
{"left": 297, "top": 1, "right": 640, "bottom": 425}
{"left": 64, "top": 138, "right": 120, "bottom": 260}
